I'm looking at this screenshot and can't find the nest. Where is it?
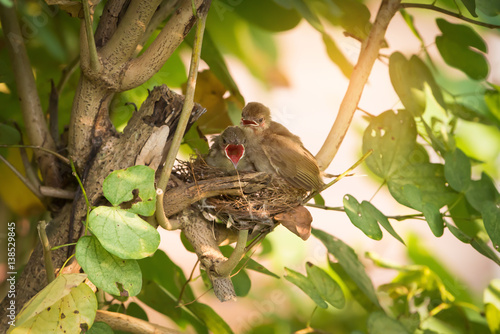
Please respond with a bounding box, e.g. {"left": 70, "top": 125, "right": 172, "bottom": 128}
{"left": 173, "top": 158, "right": 309, "bottom": 230}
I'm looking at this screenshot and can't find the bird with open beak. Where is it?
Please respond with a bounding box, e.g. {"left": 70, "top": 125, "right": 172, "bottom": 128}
{"left": 240, "top": 102, "right": 323, "bottom": 191}
{"left": 206, "top": 126, "right": 255, "bottom": 174}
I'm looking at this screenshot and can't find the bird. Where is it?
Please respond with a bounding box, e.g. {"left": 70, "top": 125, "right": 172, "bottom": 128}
{"left": 240, "top": 102, "right": 323, "bottom": 191}
{"left": 205, "top": 126, "right": 255, "bottom": 174}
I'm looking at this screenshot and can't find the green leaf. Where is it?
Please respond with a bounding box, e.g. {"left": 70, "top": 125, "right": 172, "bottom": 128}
{"left": 422, "top": 202, "right": 444, "bottom": 237}
{"left": 435, "top": 19, "right": 488, "bottom": 80}
{"left": 484, "top": 280, "right": 500, "bottom": 334}
{"left": 76, "top": 236, "right": 142, "bottom": 297}
{"left": 183, "top": 123, "right": 209, "bottom": 155}
{"left": 126, "top": 302, "right": 148, "bottom": 321}
{"left": 436, "top": 19, "right": 486, "bottom": 52}
{"left": 312, "top": 228, "right": 381, "bottom": 309}
{"left": 9, "top": 274, "right": 96, "bottom": 334}
{"left": 232, "top": 269, "right": 251, "bottom": 297}
{"left": 314, "top": 193, "right": 325, "bottom": 206}
{"left": 186, "top": 28, "right": 242, "bottom": 100}
{"left": 444, "top": 148, "right": 471, "bottom": 192}
{"left": 0, "top": 123, "right": 20, "bottom": 145}
{"left": 387, "top": 163, "right": 458, "bottom": 210}
{"left": 363, "top": 109, "right": 417, "bottom": 179}
{"left": 187, "top": 302, "right": 234, "bottom": 334}
{"left": 482, "top": 202, "right": 500, "bottom": 251}
{"left": 220, "top": 245, "right": 280, "bottom": 279}
{"left": 343, "top": 194, "right": 383, "bottom": 240}
{"left": 284, "top": 267, "right": 328, "bottom": 308}
{"left": 389, "top": 53, "right": 445, "bottom": 116}
{"left": 89, "top": 206, "right": 160, "bottom": 259}
{"left": 219, "top": 0, "right": 302, "bottom": 32}
{"left": 305, "top": 262, "right": 345, "bottom": 308}
{"left": 400, "top": 9, "right": 423, "bottom": 43}
{"left": 361, "top": 201, "right": 405, "bottom": 244}
{"left": 139, "top": 249, "right": 195, "bottom": 301}
{"left": 484, "top": 89, "right": 500, "bottom": 123}
{"left": 102, "top": 165, "right": 156, "bottom": 216}
{"left": 460, "top": 0, "right": 478, "bottom": 17}
{"left": 88, "top": 322, "right": 114, "bottom": 334}
{"left": 322, "top": 33, "right": 353, "bottom": 78}
{"left": 477, "top": 0, "right": 500, "bottom": 16}
{"left": 465, "top": 172, "right": 499, "bottom": 213}
{"left": 368, "top": 311, "right": 411, "bottom": 334}
{"left": 448, "top": 102, "right": 497, "bottom": 126}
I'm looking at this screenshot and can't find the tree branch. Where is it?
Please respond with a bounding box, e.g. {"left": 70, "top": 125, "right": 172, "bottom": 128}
{"left": 100, "top": 0, "right": 163, "bottom": 66}
{"left": 315, "top": 0, "right": 402, "bottom": 171}
{"left": 400, "top": 3, "right": 500, "bottom": 29}
{"left": 82, "top": 0, "right": 101, "bottom": 73}
{"left": 120, "top": 0, "right": 209, "bottom": 91}
{"left": 0, "top": 3, "right": 61, "bottom": 187}
{"left": 156, "top": 2, "right": 209, "bottom": 230}
{"left": 95, "top": 310, "right": 180, "bottom": 334}
{"left": 37, "top": 221, "right": 55, "bottom": 283}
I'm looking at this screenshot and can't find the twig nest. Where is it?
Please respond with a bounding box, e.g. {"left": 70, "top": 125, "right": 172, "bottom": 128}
{"left": 174, "top": 158, "right": 308, "bottom": 230}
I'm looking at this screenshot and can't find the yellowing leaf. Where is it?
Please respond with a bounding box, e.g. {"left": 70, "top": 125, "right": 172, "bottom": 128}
{"left": 8, "top": 274, "right": 97, "bottom": 333}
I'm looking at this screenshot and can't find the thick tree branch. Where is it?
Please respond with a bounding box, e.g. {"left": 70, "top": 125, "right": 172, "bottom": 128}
{"left": 0, "top": 3, "right": 61, "bottom": 187}
{"left": 315, "top": 0, "right": 401, "bottom": 171}
{"left": 120, "top": 0, "right": 209, "bottom": 91}
{"left": 95, "top": 310, "right": 180, "bottom": 334}
{"left": 100, "top": 0, "right": 163, "bottom": 66}
{"left": 401, "top": 3, "right": 500, "bottom": 29}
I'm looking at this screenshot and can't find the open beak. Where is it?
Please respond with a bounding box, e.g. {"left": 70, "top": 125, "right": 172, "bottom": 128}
{"left": 225, "top": 144, "right": 245, "bottom": 168}
{"left": 241, "top": 119, "right": 259, "bottom": 127}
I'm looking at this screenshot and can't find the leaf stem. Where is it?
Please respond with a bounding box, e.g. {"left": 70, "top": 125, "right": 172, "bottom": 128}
{"left": 0, "top": 154, "right": 43, "bottom": 200}
{"left": 216, "top": 230, "right": 249, "bottom": 277}
{"left": 400, "top": 3, "right": 500, "bottom": 29}
{"left": 0, "top": 145, "right": 70, "bottom": 165}
{"left": 71, "top": 160, "right": 90, "bottom": 235}
{"left": 156, "top": 5, "right": 208, "bottom": 229}
{"left": 38, "top": 221, "right": 55, "bottom": 283}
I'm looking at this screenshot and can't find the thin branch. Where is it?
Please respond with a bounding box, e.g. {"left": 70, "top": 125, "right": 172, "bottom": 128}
{"left": 95, "top": 310, "right": 180, "bottom": 334}
{"left": 177, "top": 258, "right": 200, "bottom": 304}
{"left": 140, "top": 0, "right": 180, "bottom": 47}
{"left": 0, "top": 3, "right": 61, "bottom": 187}
{"left": 38, "top": 221, "right": 55, "bottom": 283}
{"left": 315, "top": 0, "right": 402, "bottom": 171}
{"left": 400, "top": 3, "right": 500, "bottom": 29}
{"left": 0, "top": 145, "right": 70, "bottom": 165}
{"left": 216, "top": 230, "right": 249, "bottom": 277}
{"left": 56, "top": 56, "right": 80, "bottom": 94}
{"left": 0, "top": 154, "right": 44, "bottom": 200}
{"left": 156, "top": 4, "right": 208, "bottom": 229}
{"left": 120, "top": 0, "right": 208, "bottom": 91}
{"left": 39, "top": 186, "right": 75, "bottom": 199}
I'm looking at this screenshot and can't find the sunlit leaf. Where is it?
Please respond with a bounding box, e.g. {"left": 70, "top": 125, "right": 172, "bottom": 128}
{"left": 436, "top": 19, "right": 488, "bottom": 80}
{"left": 102, "top": 165, "right": 156, "bottom": 216}
{"left": 8, "top": 274, "right": 96, "bottom": 334}
{"left": 444, "top": 148, "right": 471, "bottom": 192}
{"left": 363, "top": 109, "right": 417, "bottom": 179}
{"left": 484, "top": 279, "right": 500, "bottom": 334}
{"left": 306, "top": 262, "right": 345, "bottom": 309}
{"left": 220, "top": 0, "right": 302, "bottom": 32}
{"left": 76, "top": 236, "right": 142, "bottom": 297}
{"left": 485, "top": 89, "right": 500, "bottom": 122}
{"left": 284, "top": 267, "right": 328, "bottom": 309}
{"left": 312, "top": 228, "right": 381, "bottom": 308}
{"left": 367, "top": 311, "right": 410, "bottom": 334}
{"left": 343, "top": 194, "right": 383, "bottom": 240}
{"left": 314, "top": 193, "right": 325, "bottom": 206}
{"left": 448, "top": 102, "right": 497, "bottom": 126}
{"left": 361, "top": 201, "right": 405, "bottom": 244}
{"left": 387, "top": 163, "right": 458, "bottom": 210}
{"left": 422, "top": 202, "right": 444, "bottom": 237}
{"left": 460, "top": 0, "right": 478, "bottom": 17}
{"left": 89, "top": 206, "right": 160, "bottom": 259}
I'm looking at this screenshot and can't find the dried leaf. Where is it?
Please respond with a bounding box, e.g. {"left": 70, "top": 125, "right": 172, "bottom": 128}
{"left": 275, "top": 206, "right": 312, "bottom": 240}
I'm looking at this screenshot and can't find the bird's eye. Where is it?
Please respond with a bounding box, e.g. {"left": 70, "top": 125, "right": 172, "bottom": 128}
{"left": 258, "top": 118, "right": 264, "bottom": 123}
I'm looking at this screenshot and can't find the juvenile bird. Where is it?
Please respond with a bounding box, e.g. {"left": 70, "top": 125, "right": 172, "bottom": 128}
{"left": 205, "top": 126, "right": 255, "bottom": 174}
{"left": 240, "top": 102, "right": 323, "bottom": 191}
